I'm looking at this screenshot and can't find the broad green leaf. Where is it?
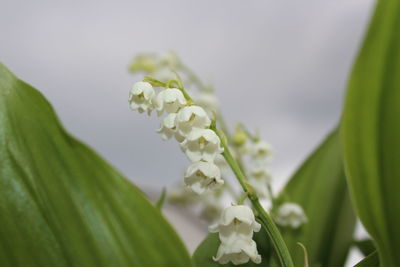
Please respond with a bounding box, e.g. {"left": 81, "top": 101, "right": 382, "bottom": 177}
{"left": 192, "top": 230, "right": 271, "bottom": 267}
{"left": 341, "top": 0, "right": 400, "bottom": 265}
{"left": 277, "top": 129, "right": 356, "bottom": 267}
{"left": 354, "top": 251, "right": 379, "bottom": 267}
{"left": 355, "top": 239, "right": 376, "bottom": 256}
{"left": 0, "top": 63, "right": 192, "bottom": 267}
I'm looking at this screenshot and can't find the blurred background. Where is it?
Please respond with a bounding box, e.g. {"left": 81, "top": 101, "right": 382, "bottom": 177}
{"left": 1, "top": 0, "right": 375, "bottom": 265}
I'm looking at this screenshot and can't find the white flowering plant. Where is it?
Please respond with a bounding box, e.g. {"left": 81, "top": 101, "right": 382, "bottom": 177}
{"left": 128, "top": 51, "right": 314, "bottom": 266}
{"left": 0, "top": 1, "right": 398, "bottom": 266}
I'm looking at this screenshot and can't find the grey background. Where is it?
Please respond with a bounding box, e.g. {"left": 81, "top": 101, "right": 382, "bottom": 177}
{"left": 1, "top": 0, "right": 374, "bottom": 189}
{"left": 1, "top": 0, "right": 374, "bottom": 265}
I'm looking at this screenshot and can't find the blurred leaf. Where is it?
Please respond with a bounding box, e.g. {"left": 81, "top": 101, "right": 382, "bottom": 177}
{"left": 277, "top": 129, "right": 356, "bottom": 267}
{"left": 341, "top": 0, "right": 400, "bottom": 265}
{"left": 192, "top": 230, "right": 271, "bottom": 267}
{"left": 156, "top": 187, "right": 167, "bottom": 209}
{"left": 355, "top": 239, "right": 376, "bottom": 256}
{"left": 354, "top": 251, "right": 379, "bottom": 267}
{"left": 0, "top": 63, "right": 192, "bottom": 267}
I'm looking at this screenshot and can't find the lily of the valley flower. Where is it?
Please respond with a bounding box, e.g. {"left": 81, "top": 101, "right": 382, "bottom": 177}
{"left": 175, "top": 106, "right": 211, "bottom": 137}
{"left": 248, "top": 179, "right": 270, "bottom": 198}
{"left": 200, "top": 195, "right": 223, "bottom": 222}
{"left": 275, "top": 203, "right": 308, "bottom": 229}
{"left": 250, "top": 140, "right": 273, "bottom": 161}
{"left": 209, "top": 205, "right": 262, "bottom": 265}
{"left": 213, "top": 238, "right": 261, "bottom": 265}
{"left": 156, "top": 113, "right": 185, "bottom": 142}
{"left": 129, "top": 81, "right": 155, "bottom": 115}
{"left": 160, "top": 51, "right": 180, "bottom": 68}
{"left": 180, "top": 128, "right": 224, "bottom": 162}
{"left": 152, "top": 67, "right": 176, "bottom": 83}
{"left": 196, "top": 91, "right": 219, "bottom": 112}
{"left": 184, "top": 161, "right": 223, "bottom": 194}
{"left": 249, "top": 165, "right": 272, "bottom": 182}
{"left": 155, "top": 88, "right": 187, "bottom": 115}
{"left": 209, "top": 205, "right": 261, "bottom": 242}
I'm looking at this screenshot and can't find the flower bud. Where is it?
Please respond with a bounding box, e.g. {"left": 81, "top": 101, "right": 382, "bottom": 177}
{"left": 232, "top": 130, "right": 248, "bottom": 147}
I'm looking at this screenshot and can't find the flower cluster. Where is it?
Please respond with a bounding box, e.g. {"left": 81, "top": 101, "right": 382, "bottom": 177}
{"left": 232, "top": 124, "right": 273, "bottom": 199}
{"left": 209, "top": 205, "right": 262, "bottom": 265}
{"left": 129, "top": 80, "right": 224, "bottom": 195}
{"left": 128, "top": 54, "right": 309, "bottom": 265}
{"left": 129, "top": 52, "right": 180, "bottom": 83}
{"left": 275, "top": 203, "right": 308, "bottom": 229}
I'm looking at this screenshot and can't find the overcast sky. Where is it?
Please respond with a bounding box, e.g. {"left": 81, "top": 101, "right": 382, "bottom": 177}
{"left": 1, "top": 0, "right": 375, "bottom": 190}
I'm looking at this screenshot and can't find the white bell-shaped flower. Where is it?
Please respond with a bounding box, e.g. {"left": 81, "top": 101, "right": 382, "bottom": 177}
{"left": 129, "top": 81, "right": 155, "bottom": 115}
{"left": 155, "top": 88, "right": 187, "bottom": 115}
{"left": 275, "top": 203, "right": 308, "bottom": 229}
{"left": 180, "top": 128, "right": 224, "bottom": 162}
{"left": 213, "top": 238, "right": 261, "bottom": 265}
{"left": 196, "top": 92, "right": 219, "bottom": 112}
{"left": 249, "top": 165, "right": 272, "bottom": 182}
{"left": 175, "top": 106, "right": 211, "bottom": 137}
{"left": 152, "top": 67, "right": 176, "bottom": 83}
{"left": 248, "top": 178, "right": 270, "bottom": 198}
{"left": 209, "top": 205, "right": 261, "bottom": 243}
{"left": 250, "top": 140, "right": 273, "bottom": 161}
{"left": 209, "top": 205, "right": 262, "bottom": 265}
{"left": 200, "top": 195, "right": 223, "bottom": 222}
{"left": 160, "top": 51, "right": 180, "bottom": 68}
{"left": 184, "top": 161, "right": 223, "bottom": 194}
{"left": 156, "top": 113, "right": 185, "bottom": 142}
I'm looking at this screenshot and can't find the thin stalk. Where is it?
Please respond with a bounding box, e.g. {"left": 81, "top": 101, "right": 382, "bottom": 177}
{"left": 212, "top": 127, "right": 294, "bottom": 267}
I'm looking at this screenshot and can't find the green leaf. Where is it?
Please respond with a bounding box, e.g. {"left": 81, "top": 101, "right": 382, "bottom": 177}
{"left": 355, "top": 239, "right": 376, "bottom": 256}
{"left": 192, "top": 230, "right": 271, "bottom": 267}
{"left": 277, "top": 129, "right": 356, "bottom": 267}
{"left": 354, "top": 251, "right": 379, "bottom": 267}
{"left": 341, "top": 0, "right": 400, "bottom": 266}
{"left": 0, "top": 63, "right": 192, "bottom": 267}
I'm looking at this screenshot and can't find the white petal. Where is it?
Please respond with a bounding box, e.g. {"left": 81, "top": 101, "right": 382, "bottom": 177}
{"left": 175, "top": 106, "right": 211, "bottom": 137}
{"left": 219, "top": 205, "right": 256, "bottom": 227}
{"left": 196, "top": 92, "right": 219, "bottom": 111}
{"left": 155, "top": 89, "right": 186, "bottom": 115}
{"left": 213, "top": 239, "right": 261, "bottom": 265}
{"left": 184, "top": 162, "right": 223, "bottom": 194}
{"left": 129, "top": 82, "right": 155, "bottom": 114}
{"left": 275, "top": 203, "right": 307, "bottom": 229}
{"left": 208, "top": 223, "right": 219, "bottom": 233}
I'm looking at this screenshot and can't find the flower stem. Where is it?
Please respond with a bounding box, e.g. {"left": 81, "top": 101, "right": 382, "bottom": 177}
{"left": 212, "top": 127, "right": 294, "bottom": 267}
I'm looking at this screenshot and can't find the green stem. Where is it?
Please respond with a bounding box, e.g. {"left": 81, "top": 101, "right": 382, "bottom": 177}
{"left": 237, "top": 192, "right": 249, "bottom": 205}
{"left": 213, "top": 127, "right": 294, "bottom": 267}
